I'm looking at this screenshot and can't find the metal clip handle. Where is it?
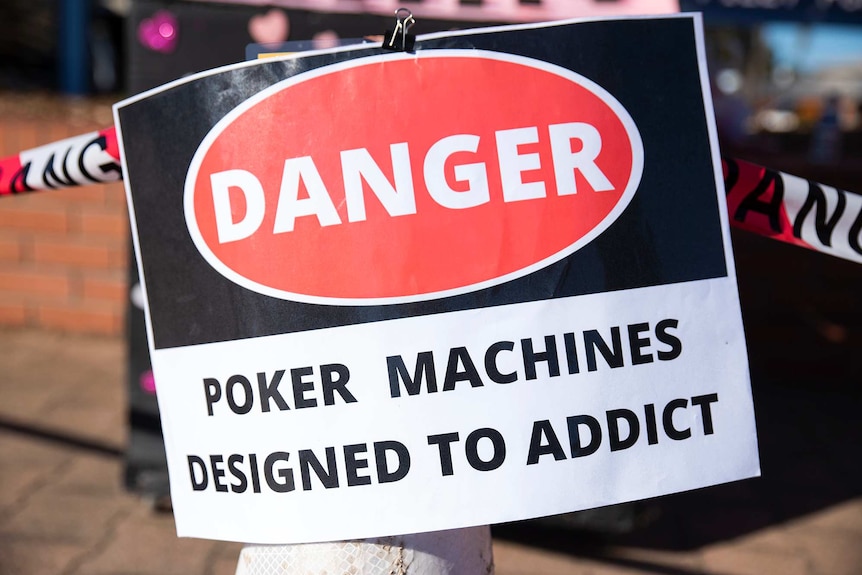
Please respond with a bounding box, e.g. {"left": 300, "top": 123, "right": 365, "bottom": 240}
{"left": 383, "top": 8, "right": 416, "bottom": 52}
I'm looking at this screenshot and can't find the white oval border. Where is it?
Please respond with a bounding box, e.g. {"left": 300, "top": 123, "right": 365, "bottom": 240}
{"left": 184, "top": 49, "right": 645, "bottom": 306}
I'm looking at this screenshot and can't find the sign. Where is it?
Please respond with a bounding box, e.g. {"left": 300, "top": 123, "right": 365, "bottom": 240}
{"left": 115, "top": 14, "right": 760, "bottom": 544}
{"left": 186, "top": 51, "right": 642, "bottom": 303}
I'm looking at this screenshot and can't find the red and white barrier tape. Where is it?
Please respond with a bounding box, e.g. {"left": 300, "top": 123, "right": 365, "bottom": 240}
{"left": 1, "top": 127, "right": 859, "bottom": 264}
{"left": 0, "top": 127, "right": 121, "bottom": 195}
{"left": 723, "top": 157, "right": 862, "bottom": 265}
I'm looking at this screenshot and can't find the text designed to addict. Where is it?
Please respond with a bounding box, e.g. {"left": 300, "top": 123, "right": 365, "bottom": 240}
{"left": 187, "top": 394, "right": 719, "bottom": 494}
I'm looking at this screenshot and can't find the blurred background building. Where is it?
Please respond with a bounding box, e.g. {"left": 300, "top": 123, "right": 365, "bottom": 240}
{"left": 686, "top": 1, "right": 862, "bottom": 187}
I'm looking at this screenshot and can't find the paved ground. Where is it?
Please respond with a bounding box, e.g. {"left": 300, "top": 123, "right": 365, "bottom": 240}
{"left": 0, "top": 271, "right": 861, "bottom": 575}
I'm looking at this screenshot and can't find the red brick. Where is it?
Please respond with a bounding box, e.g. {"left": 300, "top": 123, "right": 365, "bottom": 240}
{"left": 103, "top": 182, "right": 129, "bottom": 209}
{"left": 21, "top": 120, "right": 46, "bottom": 143}
{"left": 0, "top": 205, "right": 68, "bottom": 233}
{"left": 0, "top": 267, "right": 71, "bottom": 298}
{"left": 109, "top": 244, "right": 129, "bottom": 268}
{"left": 37, "top": 303, "right": 122, "bottom": 335}
{"left": 0, "top": 234, "right": 22, "bottom": 262}
{"left": 32, "top": 239, "right": 120, "bottom": 270}
{"left": 4, "top": 181, "right": 105, "bottom": 212}
{"left": 81, "top": 273, "right": 128, "bottom": 304}
{"left": 77, "top": 210, "right": 128, "bottom": 240}
{"left": 55, "top": 184, "right": 111, "bottom": 205}
{"left": 26, "top": 121, "right": 54, "bottom": 151}
{"left": 1, "top": 188, "right": 61, "bottom": 209}
{"left": 1, "top": 120, "right": 39, "bottom": 155}
{"left": 0, "top": 300, "right": 28, "bottom": 326}
{"left": 46, "top": 121, "right": 77, "bottom": 145}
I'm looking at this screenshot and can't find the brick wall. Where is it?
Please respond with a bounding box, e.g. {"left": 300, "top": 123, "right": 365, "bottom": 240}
{"left": 0, "top": 93, "right": 128, "bottom": 336}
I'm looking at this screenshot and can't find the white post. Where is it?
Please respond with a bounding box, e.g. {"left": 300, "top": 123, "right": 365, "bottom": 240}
{"left": 235, "top": 526, "right": 494, "bottom": 574}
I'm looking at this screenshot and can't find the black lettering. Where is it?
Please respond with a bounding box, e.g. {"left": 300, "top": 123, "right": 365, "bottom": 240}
{"left": 628, "top": 322, "right": 653, "bottom": 365}
{"left": 42, "top": 152, "right": 74, "bottom": 188}
{"left": 734, "top": 169, "right": 784, "bottom": 233}
{"left": 723, "top": 157, "right": 740, "bottom": 194}
{"left": 264, "top": 452, "right": 295, "bottom": 492}
{"left": 299, "top": 447, "right": 339, "bottom": 490}
{"left": 226, "top": 375, "right": 253, "bottom": 414}
{"left": 792, "top": 181, "right": 846, "bottom": 246}
{"left": 10, "top": 163, "right": 34, "bottom": 194}
{"left": 188, "top": 455, "right": 208, "bottom": 491}
{"left": 849, "top": 203, "right": 862, "bottom": 255}
{"left": 344, "top": 444, "right": 372, "bottom": 486}
{"left": 585, "top": 327, "right": 623, "bottom": 371}
{"left": 210, "top": 455, "right": 228, "bottom": 493}
{"left": 567, "top": 415, "right": 602, "bottom": 457}
{"left": 427, "top": 432, "right": 459, "bottom": 476}
{"left": 485, "top": 341, "right": 517, "bottom": 384}
{"left": 442, "top": 347, "right": 483, "bottom": 391}
{"left": 203, "top": 378, "right": 221, "bottom": 416}
{"left": 79, "top": 135, "right": 121, "bottom": 181}
{"left": 521, "top": 335, "right": 560, "bottom": 380}
{"left": 249, "top": 453, "right": 262, "bottom": 493}
{"left": 564, "top": 332, "right": 580, "bottom": 374}
{"left": 656, "top": 319, "right": 682, "bottom": 361}
{"left": 228, "top": 454, "right": 248, "bottom": 493}
{"left": 644, "top": 403, "right": 659, "bottom": 445}
{"left": 321, "top": 363, "right": 356, "bottom": 405}
{"left": 374, "top": 440, "right": 411, "bottom": 483}
{"left": 691, "top": 393, "right": 719, "bottom": 435}
{"left": 663, "top": 399, "right": 692, "bottom": 440}
{"left": 61, "top": 147, "right": 77, "bottom": 185}
{"left": 291, "top": 367, "right": 317, "bottom": 409}
{"left": 607, "top": 409, "right": 640, "bottom": 451}
{"left": 526, "top": 420, "right": 566, "bottom": 465}
{"left": 387, "top": 352, "right": 437, "bottom": 397}
{"left": 465, "top": 428, "right": 506, "bottom": 471}
{"left": 258, "top": 370, "right": 289, "bottom": 413}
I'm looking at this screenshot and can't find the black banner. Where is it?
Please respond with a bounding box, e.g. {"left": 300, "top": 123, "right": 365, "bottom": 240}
{"left": 118, "top": 17, "right": 727, "bottom": 350}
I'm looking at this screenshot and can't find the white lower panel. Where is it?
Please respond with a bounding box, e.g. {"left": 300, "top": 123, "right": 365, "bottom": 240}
{"left": 151, "top": 278, "right": 759, "bottom": 543}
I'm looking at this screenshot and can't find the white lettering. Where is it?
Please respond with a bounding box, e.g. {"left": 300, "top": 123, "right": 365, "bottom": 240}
{"left": 496, "top": 127, "right": 546, "bottom": 202}
{"left": 214, "top": 121, "right": 621, "bottom": 239}
{"left": 273, "top": 157, "right": 341, "bottom": 233}
{"left": 549, "top": 122, "right": 614, "bottom": 195}
{"left": 341, "top": 143, "right": 416, "bottom": 222}
{"left": 211, "top": 169, "right": 266, "bottom": 243}
{"left": 424, "top": 134, "right": 490, "bottom": 209}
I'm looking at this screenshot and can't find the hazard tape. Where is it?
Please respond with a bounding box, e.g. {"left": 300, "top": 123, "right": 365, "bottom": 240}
{"left": 0, "top": 127, "right": 121, "bottom": 195}
{"left": 723, "top": 157, "right": 862, "bottom": 265}
{"left": 1, "top": 127, "right": 859, "bottom": 264}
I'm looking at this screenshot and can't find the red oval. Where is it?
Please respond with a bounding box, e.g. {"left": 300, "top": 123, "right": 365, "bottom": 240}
{"left": 186, "top": 51, "right": 642, "bottom": 304}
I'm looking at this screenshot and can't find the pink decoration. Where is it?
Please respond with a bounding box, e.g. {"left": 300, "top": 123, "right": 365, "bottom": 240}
{"left": 248, "top": 9, "right": 290, "bottom": 45}
{"left": 140, "top": 370, "right": 157, "bottom": 395}
{"left": 138, "top": 10, "right": 179, "bottom": 54}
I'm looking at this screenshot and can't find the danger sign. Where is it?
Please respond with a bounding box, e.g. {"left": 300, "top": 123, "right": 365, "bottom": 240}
{"left": 184, "top": 51, "right": 642, "bottom": 303}
{"left": 115, "top": 14, "right": 760, "bottom": 544}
